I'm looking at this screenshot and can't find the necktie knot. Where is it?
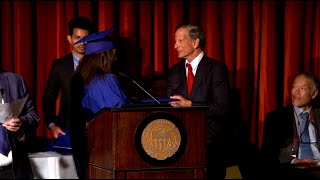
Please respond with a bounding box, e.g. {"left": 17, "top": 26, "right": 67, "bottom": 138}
{"left": 186, "top": 63, "right": 194, "bottom": 77}
{"left": 300, "top": 112, "right": 309, "bottom": 122}
{"left": 186, "top": 63, "right": 193, "bottom": 75}
{"left": 300, "top": 112, "right": 309, "bottom": 131}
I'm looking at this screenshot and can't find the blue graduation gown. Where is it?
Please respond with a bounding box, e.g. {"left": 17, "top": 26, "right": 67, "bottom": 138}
{"left": 82, "top": 74, "right": 128, "bottom": 114}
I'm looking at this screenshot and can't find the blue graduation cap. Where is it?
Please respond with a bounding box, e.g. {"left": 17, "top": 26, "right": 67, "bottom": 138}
{"left": 74, "top": 29, "right": 115, "bottom": 55}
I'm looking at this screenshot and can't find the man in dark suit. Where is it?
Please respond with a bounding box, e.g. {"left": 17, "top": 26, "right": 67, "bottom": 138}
{"left": 261, "top": 72, "right": 320, "bottom": 178}
{"left": 42, "top": 16, "right": 94, "bottom": 139}
{"left": 0, "top": 71, "right": 39, "bottom": 179}
{"left": 42, "top": 16, "right": 95, "bottom": 179}
{"left": 167, "top": 24, "right": 230, "bottom": 179}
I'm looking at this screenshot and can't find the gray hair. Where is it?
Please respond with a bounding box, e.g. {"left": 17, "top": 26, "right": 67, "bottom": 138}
{"left": 295, "top": 71, "right": 320, "bottom": 90}
{"left": 175, "top": 24, "right": 206, "bottom": 49}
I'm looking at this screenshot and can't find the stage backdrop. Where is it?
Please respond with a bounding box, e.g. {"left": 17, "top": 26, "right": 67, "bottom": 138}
{"left": 1, "top": 0, "right": 320, "bottom": 147}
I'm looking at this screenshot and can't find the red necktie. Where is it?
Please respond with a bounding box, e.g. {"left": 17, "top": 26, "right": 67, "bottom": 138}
{"left": 186, "top": 63, "right": 194, "bottom": 97}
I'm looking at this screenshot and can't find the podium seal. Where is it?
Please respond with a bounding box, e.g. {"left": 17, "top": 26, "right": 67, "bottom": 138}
{"left": 135, "top": 112, "right": 187, "bottom": 166}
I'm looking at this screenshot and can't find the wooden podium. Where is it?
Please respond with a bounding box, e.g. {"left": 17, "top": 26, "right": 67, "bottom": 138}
{"left": 86, "top": 106, "right": 207, "bottom": 179}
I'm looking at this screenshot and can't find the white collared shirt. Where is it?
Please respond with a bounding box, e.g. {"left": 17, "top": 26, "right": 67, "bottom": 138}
{"left": 72, "top": 52, "right": 80, "bottom": 70}
{"left": 185, "top": 51, "right": 204, "bottom": 77}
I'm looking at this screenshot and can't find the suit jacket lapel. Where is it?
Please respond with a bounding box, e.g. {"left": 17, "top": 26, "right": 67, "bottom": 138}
{"left": 312, "top": 108, "right": 320, "bottom": 148}
{"left": 176, "top": 60, "right": 188, "bottom": 97}
{"left": 66, "top": 54, "right": 75, "bottom": 74}
{"left": 189, "top": 56, "right": 207, "bottom": 98}
{"left": 0, "top": 73, "right": 10, "bottom": 103}
{"left": 312, "top": 108, "right": 320, "bottom": 126}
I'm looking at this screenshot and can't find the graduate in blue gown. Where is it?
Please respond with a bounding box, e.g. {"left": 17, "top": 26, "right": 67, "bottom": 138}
{"left": 74, "top": 29, "right": 129, "bottom": 115}
{"left": 81, "top": 73, "right": 128, "bottom": 113}
{"left": 70, "top": 29, "right": 129, "bottom": 178}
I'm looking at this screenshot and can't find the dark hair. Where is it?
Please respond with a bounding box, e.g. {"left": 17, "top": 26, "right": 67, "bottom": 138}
{"left": 68, "top": 16, "right": 95, "bottom": 36}
{"left": 175, "top": 24, "right": 206, "bottom": 49}
{"left": 76, "top": 49, "right": 117, "bottom": 85}
{"left": 295, "top": 71, "right": 320, "bottom": 90}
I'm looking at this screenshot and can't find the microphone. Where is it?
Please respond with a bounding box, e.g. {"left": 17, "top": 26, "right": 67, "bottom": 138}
{"left": 118, "top": 72, "right": 160, "bottom": 104}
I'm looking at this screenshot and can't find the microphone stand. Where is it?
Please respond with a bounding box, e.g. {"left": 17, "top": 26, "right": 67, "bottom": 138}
{"left": 119, "top": 73, "right": 160, "bottom": 104}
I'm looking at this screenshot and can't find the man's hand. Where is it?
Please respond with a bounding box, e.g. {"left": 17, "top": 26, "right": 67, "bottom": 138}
{"left": 293, "top": 158, "right": 318, "bottom": 168}
{"left": 2, "top": 118, "right": 22, "bottom": 132}
{"left": 169, "top": 95, "right": 192, "bottom": 107}
{"left": 50, "top": 125, "right": 66, "bottom": 139}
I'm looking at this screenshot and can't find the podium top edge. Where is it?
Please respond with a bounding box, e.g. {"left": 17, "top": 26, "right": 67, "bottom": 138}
{"left": 96, "top": 106, "right": 208, "bottom": 113}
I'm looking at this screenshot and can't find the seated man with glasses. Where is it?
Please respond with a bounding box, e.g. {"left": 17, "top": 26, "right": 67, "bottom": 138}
{"left": 261, "top": 72, "right": 320, "bottom": 178}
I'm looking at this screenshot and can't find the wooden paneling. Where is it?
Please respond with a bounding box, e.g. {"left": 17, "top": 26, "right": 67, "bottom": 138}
{"left": 87, "top": 107, "right": 207, "bottom": 179}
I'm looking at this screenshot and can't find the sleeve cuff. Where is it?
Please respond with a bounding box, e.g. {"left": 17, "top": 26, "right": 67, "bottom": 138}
{"left": 48, "top": 122, "right": 55, "bottom": 129}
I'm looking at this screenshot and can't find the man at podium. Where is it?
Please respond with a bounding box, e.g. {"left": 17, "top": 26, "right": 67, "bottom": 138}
{"left": 167, "top": 24, "right": 230, "bottom": 179}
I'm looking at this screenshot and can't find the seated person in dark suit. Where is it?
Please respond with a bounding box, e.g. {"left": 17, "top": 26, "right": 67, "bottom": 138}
{"left": 261, "top": 71, "right": 320, "bottom": 178}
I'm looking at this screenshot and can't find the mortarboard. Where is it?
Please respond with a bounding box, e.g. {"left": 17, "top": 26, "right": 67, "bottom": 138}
{"left": 73, "top": 29, "right": 115, "bottom": 55}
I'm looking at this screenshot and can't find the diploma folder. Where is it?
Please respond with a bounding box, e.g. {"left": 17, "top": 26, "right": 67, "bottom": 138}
{"left": 52, "top": 129, "right": 72, "bottom": 150}
{"left": 139, "top": 97, "right": 179, "bottom": 103}
{"left": 122, "top": 97, "right": 179, "bottom": 108}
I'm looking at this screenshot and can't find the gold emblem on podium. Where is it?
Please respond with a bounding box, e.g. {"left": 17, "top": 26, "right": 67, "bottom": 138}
{"left": 141, "top": 119, "right": 181, "bottom": 160}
